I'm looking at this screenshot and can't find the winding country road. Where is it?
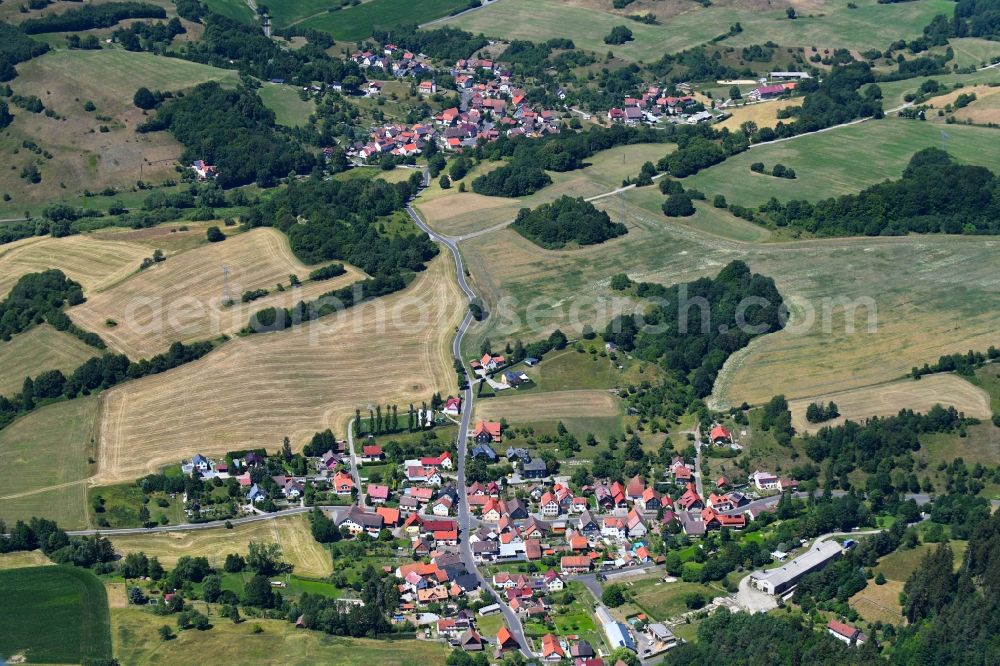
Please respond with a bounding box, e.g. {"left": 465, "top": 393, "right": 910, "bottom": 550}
{"left": 406, "top": 200, "right": 534, "bottom": 658}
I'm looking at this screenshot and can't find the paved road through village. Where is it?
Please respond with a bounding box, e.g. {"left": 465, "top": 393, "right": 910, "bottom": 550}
{"left": 407, "top": 200, "right": 534, "bottom": 658}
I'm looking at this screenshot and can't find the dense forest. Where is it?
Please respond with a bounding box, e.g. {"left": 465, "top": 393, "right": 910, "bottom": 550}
{"left": 20, "top": 2, "right": 166, "bottom": 34}
{"left": 759, "top": 148, "right": 1000, "bottom": 235}
{"left": 950, "top": 0, "right": 1000, "bottom": 39}
{"left": 373, "top": 25, "right": 488, "bottom": 62}
{"left": 0, "top": 270, "right": 85, "bottom": 341}
{"left": 0, "top": 21, "right": 49, "bottom": 81}
{"left": 604, "top": 260, "right": 785, "bottom": 397}
{"left": 666, "top": 607, "right": 878, "bottom": 665}
{"left": 174, "top": 2, "right": 364, "bottom": 85}
{"left": 140, "top": 82, "right": 315, "bottom": 188}
{"left": 802, "top": 405, "right": 969, "bottom": 488}
{"left": 471, "top": 163, "right": 552, "bottom": 197}
{"left": 511, "top": 195, "right": 627, "bottom": 248}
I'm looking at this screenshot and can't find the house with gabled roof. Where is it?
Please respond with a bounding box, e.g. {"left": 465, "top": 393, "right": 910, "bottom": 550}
{"left": 709, "top": 424, "right": 732, "bottom": 443}
{"left": 333, "top": 471, "right": 354, "bottom": 495}
{"left": 678, "top": 483, "right": 703, "bottom": 510}
{"left": 474, "top": 421, "right": 503, "bottom": 443}
{"left": 625, "top": 508, "right": 646, "bottom": 538}
{"left": 639, "top": 487, "right": 662, "bottom": 512}
{"left": 367, "top": 484, "right": 389, "bottom": 504}
{"left": 827, "top": 619, "right": 867, "bottom": 646}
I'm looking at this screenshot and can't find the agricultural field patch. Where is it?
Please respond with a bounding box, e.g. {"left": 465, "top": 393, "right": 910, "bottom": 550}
{"left": 109, "top": 514, "right": 334, "bottom": 578}
{"left": 93, "top": 254, "right": 462, "bottom": 483}
{"left": 0, "top": 324, "right": 98, "bottom": 395}
{"left": 0, "top": 565, "right": 112, "bottom": 665}
{"left": 474, "top": 388, "right": 621, "bottom": 423}
{"left": 299, "top": 0, "right": 472, "bottom": 40}
{"left": 0, "top": 233, "right": 150, "bottom": 298}
{"left": 69, "top": 227, "right": 365, "bottom": 358}
{"left": 716, "top": 100, "right": 800, "bottom": 133}
{"left": 1, "top": 49, "right": 239, "bottom": 208}
{"left": 876, "top": 68, "right": 1000, "bottom": 108}
{"left": 788, "top": 374, "right": 992, "bottom": 433}
{"left": 458, "top": 188, "right": 1000, "bottom": 409}
{"left": 0, "top": 549, "right": 53, "bottom": 570}
{"left": 953, "top": 85, "right": 1000, "bottom": 125}
{"left": 685, "top": 119, "right": 1000, "bottom": 209}
{"left": 416, "top": 143, "right": 673, "bottom": 237}
{"left": 0, "top": 396, "right": 98, "bottom": 528}
{"left": 256, "top": 82, "right": 316, "bottom": 127}
{"left": 445, "top": 0, "right": 951, "bottom": 63}
{"left": 111, "top": 608, "right": 451, "bottom": 666}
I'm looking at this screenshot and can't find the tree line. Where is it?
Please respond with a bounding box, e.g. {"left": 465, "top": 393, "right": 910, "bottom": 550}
{"left": 239, "top": 174, "right": 437, "bottom": 333}
{"left": 0, "top": 20, "right": 49, "bottom": 82}
{"left": 511, "top": 195, "right": 627, "bottom": 248}
{"left": 20, "top": 2, "right": 166, "bottom": 34}
{"left": 373, "top": 25, "right": 488, "bottom": 62}
{"left": 911, "top": 346, "right": 999, "bottom": 379}
{"left": 757, "top": 148, "right": 1000, "bottom": 236}
{"left": 0, "top": 338, "right": 213, "bottom": 429}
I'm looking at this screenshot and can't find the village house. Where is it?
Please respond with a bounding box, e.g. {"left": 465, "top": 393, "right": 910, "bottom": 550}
{"left": 367, "top": 484, "right": 389, "bottom": 505}
{"left": 678, "top": 483, "right": 704, "bottom": 510}
{"left": 442, "top": 396, "right": 462, "bottom": 416}
{"left": 333, "top": 471, "right": 355, "bottom": 496}
{"left": 709, "top": 424, "right": 732, "bottom": 444}
{"left": 560, "top": 555, "right": 592, "bottom": 574}
{"left": 522, "top": 458, "right": 548, "bottom": 479}
{"left": 474, "top": 421, "right": 503, "bottom": 443}
{"left": 361, "top": 445, "right": 384, "bottom": 463}
{"left": 827, "top": 619, "right": 867, "bottom": 646}
{"left": 338, "top": 506, "right": 384, "bottom": 537}
{"left": 751, "top": 470, "right": 780, "bottom": 491}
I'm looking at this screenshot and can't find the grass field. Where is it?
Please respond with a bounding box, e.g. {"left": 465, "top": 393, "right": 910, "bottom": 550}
{"left": 716, "top": 100, "right": 800, "bottom": 132}
{"left": 445, "top": 0, "right": 951, "bottom": 63}
{"left": 299, "top": 0, "right": 471, "bottom": 40}
{"left": 109, "top": 514, "right": 334, "bottom": 578}
{"left": 954, "top": 85, "right": 1000, "bottom": 125}
{"left": 94, "top": 253, "right": 462, "bottom": 483}
{"left": 415, "top": 143, "right": 673, "bottom": 237}
{"left": 686, "top": 119, "right": 1000, "bottom": 209}
{"left": 112, "top": 607, "right": 451, "bottom": 665}
{"left": 0, "top": 550, "right": 53, "bottom": 570}
{"left": 88, "top": 482, "right": 187, "bottom": 528}
{"left": 0, "top": 324, "right": 98, "bottom": 395}
{"left": 518, "top": 342, "right": 661, "bottom": 392}
{"left": 1, "top": 49, "right": 239, "bottom": 210}
{"left": 201, "top": 0, "right": 256, "bottom": 22}
{"left": 69, "top": 228, "right": 364, "bottom": 358}
{"left": 788, "top": 374, "right": 993, "bottom": 433}
{"left": 455, "top": 175, "right": 1000, "bottom": 408}
{"left": 474, "top": 389, "right": 621, "bottom": 423}
{"left": 257, "top": 83, "right": 315, "bottom": 127}
{"left": 0, "top": 396, "right": 98, "bottom": 528}
{"left": 0, "top": 565, "right": 112, "bottom": 664}
{"left": 877, "top": 68, "right": 1000, "bottom": 108}
{"left": 0, "top": 233, "right": 150, "bottom": 298}
{"left": 625, "top": 576, "right": 719, "bottom": 622}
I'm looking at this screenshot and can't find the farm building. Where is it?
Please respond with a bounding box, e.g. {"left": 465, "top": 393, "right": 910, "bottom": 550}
{"left": 596, "top": 606, "right": 636, "bottom": 652}
{"left": 750, "top": 540, "right": 843, "bottom": 595}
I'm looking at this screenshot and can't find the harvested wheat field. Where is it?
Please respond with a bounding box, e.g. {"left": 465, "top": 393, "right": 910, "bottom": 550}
{"left": 69, "top": 228, "right": 365, "bottom": 358}
{"left": 0, "top": 234, "right": 149, "bottom": 298}
{"left": 474, "top": 389, "right": 621, "bottom": 423}
{"left": 109, "top": 515, "right": 333, "bottom": 578}
{"left": 0, "top": 324, "right": 98, "bottom": 395}
{"left": 716, "top": 101, "right": 800, "bottom": 132}
{"left": 789, "top": 374, "right": 992, "bottom": 433}
{"left": 94, "top": 254, "right": 462, "bottom": 483}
